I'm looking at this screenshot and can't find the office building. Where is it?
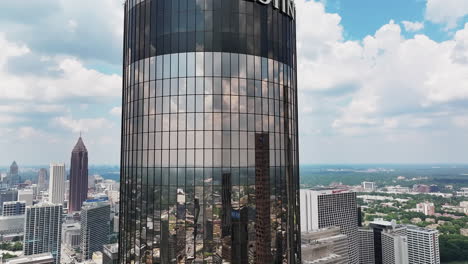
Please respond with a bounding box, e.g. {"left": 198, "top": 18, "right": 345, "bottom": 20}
{"left": 23, "top": 203, "right": 62, "bottom": 264}
{"left": 48, "top": 163, "right": 65, "bottom": 205}
{"left": 362, "top": 182, "right": 376, "bottom": 191}
{"left": 358, "top": 228, "right": 375, "bottom": 264}
{"left": 416, "top": 202, "right": 435, "bottom": 216}
{"left": 69, "top": 136, "right": 89, "bottom": 212}
{"left": 407, "top": 226, "right": 440, "bottom": 264}
{"left": 18, "top": 189, "right": 34, "bottom": 206}
{"left": 6, "top": 161, "right": 20, "bottom": 186}
{"left": 300, "top": 189, "right": 360, "bottom": 263}
{"left": 102, "top": 243, "right": 119, "bottom": 264}
{"left": 381, "top": 231, "right": 408, "bottom": 264}
{"left": 0, "top": 189, "right": 18, "bottom": 215}
{"left": 37, "top": 168, "right": 48, "bottom": 192}
{"left": 62, "top": 222, "right": 81, "bottom": 249}
{"left": 80, "top": 201, "right": 111, "bottom": 260}
{"left": 2, "top": 201, "right": 26, "bottom": 216}
{"left": 302, "top": 227, "right": 349, "bottom": 264}
{"left": 119, "top": 0, "right": 300, "bottom": 263}
{"left": 4, "top": 253, "right": 55, "bottom": 264}
{"left": 368, "top": 219, "right": 407, "bottom": 264}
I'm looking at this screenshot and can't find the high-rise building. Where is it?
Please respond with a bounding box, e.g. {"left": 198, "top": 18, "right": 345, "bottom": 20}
{"left": 302, "top": 227, "right": 349, "bottom": 264}
{"left": 368, "top": 219, "right": 407, "bottom": 264}
{"left": 69, "top": 137, "right": 89, "bottom": 212}
{"left": 102, "top": 243, "right": 119, "bottom": 264}
{"left": 23, "top": 203, "right": 62, "bottom": 264}
{"left": 2, "top": 201, "right": 26, "bottom": 216}
{"left": 80, "top": 201, "right": 111, "bottom": 260}
{"left": 37, "top": 168, "right": 48, "bottom": 192}
{"left": 381, "top": 231, "right": 408, "bottom": 264}
{"left": 6, "top": 161, "right": 20, "bottom": 186}
{"left": 300, "top": 189, "right": 360, "bottom": 264}
{"left": 48, "top": 163, "right": 65, "bottom": 205}
{"left": 358, "top": 228, "right": 375, "bottom": 264}
{"left": 407, "top": 226, "right": 440, "bottom": 264}
{"left": 362, "top": 182, "right": 376, "bottom": 191}
{"left": 18, "top": 189, "right": 34, "bottom": 206}
{"left": 119, "top": 0, "right": 300, "bottom": 263}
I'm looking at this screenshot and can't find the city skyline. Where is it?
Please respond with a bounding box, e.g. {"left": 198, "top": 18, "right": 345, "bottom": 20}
{"left": 0, "top": 0, "right": 467, "bottom": 165}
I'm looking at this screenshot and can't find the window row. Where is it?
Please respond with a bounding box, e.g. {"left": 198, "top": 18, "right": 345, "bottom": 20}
{"left": 125, "top": 0, "right": 296, "bottom": 65}
{"left": 122, "top": 147, "right": 298, "bottom": 167}
{"left": 126, "top": 53, "right": 296, "bottom": 87}
{"left": 122, "top": 131, "right": 296, "bottom": 150}
{"left": 122, "top": 113, "right": 297, "bottom": 134}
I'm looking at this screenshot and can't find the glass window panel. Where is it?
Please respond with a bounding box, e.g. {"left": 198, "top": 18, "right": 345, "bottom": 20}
{"left": 204, "top": 131, "right": 212, "bottom": 148}
{"left": 205, "top": 113, "right": 213, "bottom": 130}
{"left": 239, "top": 54, "right": 247, "bottom": 78}
{"left": 213, "top": 149, "right": 221, "bottom": 167}
{"left": 179, "top": 53, "right": 187, "bottom": 77}
{"left": 222, "top": 53, "right": 230, "bottom": 77}
{"left": 186, "top": 149, "right": 195, "bottom": 166}
{"left": 187, "top": 52, "right": 195, "bottom": 77}
{"left": 213, "top": 78, "right": 222, "bottom": 94}
{"left": 196, "top": 77, "right": 204, "bottom": 94}
{"left": 195, "top": 131, "right": 204, "bottom": 149}
{"left": 204, "top": 149, "right": 212, "bottom": 167}
{"left": 204, "top": 95, "right": 213, "bottom": 112}
{"left": 230, "top": 53, "right": 239, "bottom": 77}
{"left": 150, "top": 57, "right": 156, "bottom": 80}
{"left": 204, "top": 77, "right": 212, "bottom": 94}
{"left": 231, "top": 78, "right": 238, "bottom": 95}
{"left": 178, "top": 150, "right": 186, "bottom": 166}
{"left": 231, "top": 95, "right": 239, "bottom": 113}
{"left": 179, "top": 78, "right": 187, "bottom": 95}
{"left": 163, "top": 54, "right": 171, "bottom": 79}
{"left": 213, "top": 52, "right": 221, "bottom": 77}
{"left": 222, "top": 95, "right": 230, "bottom": 112}
{"left": 213, "top": 113, "right": 222, "bottom": 130}
{"left": 178, "top": 131, "right": 186, "bottom": 149}
{"left": 195, "top": 113, "right": 204, "bottom": 130}
{"left": 178, "top": 113, "right": 186, "bottom": 131}
{"left": 247, "top": 55, "right": 254, "bottom": 79}
{"left": 239, "top": 79, "right": 246, "bottom": 96}
{"left": 156, "top": 80, "right": 163, "bottom": 96}
{"left": 213, "top": 131, "right": 221, "bottom": 149}
{"left": 171, "top": 54, "right": 179, "bottom": 78}
{"left": 222, "top": 78, "right": 230, "bottom": 95}
{"left": 171, "top": 79, "right": 179, "bottom": 96}
{"left": 163, "top": 79, "right": 170, "bottom": 96}
{"left": 196, "top": 52, "right": 204, "bottom": 76}
{"left": 187, "top": 95, "right": 195, "bottom": 112}
{"left": 254, "top": 56, "right": 261, "bottom": 80}
{"left": 187, "top": 78, "right": 195, "bottom": 94}
{"left": 204, "top": 52, "right": 213, "bottom": 76}
{"left": 187, "top": 131, "right": 195, "bottom": 148}
{"left": 187, "top": 113, "right": 195, "bottom": 130}
{"left": 179, "top": 96, "right": 187, "bottom": 112}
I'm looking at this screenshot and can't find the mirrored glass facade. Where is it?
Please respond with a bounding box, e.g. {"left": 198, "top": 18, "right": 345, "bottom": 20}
{"left": 119, "top": 0, "right": 300, "bottom": 263}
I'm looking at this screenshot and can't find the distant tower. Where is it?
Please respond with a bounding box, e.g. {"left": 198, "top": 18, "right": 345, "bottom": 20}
{"left": 37, "top": 168, "right": 48, "bottom": 192}
{"left": 8, "top": 161, "right": 20, "bottom": 185}
{"left": 49, "top": 163, "right": 65, "bottom": 205}
{"left": 69, "top": 137, "right": 88, "bottom": 212}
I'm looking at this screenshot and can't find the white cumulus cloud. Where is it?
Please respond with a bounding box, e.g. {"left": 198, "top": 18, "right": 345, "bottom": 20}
{"left": 402, "top": 21, "right": 424, "bottom": 32}
{"left": 425, "top": 0, "right": 468, "bottom": 29}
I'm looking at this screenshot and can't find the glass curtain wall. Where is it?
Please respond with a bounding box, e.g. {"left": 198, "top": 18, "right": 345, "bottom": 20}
{"left": 120, "top": 0, "right": 300, "bottom": 263}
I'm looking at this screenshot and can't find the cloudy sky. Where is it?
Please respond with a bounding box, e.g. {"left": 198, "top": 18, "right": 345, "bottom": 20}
{"left": 0, "top": 0, "right": 467, "bottom": 165}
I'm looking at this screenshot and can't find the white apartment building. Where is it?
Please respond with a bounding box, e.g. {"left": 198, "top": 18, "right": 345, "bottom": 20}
{"left": 300, "top": 189, "right": 360, "bottom": 264}
{"left": 23, "top": 203, "right": 63, "bottom": 264}
{"left": 48, "top": 163, "right": 65, "bottom": 205}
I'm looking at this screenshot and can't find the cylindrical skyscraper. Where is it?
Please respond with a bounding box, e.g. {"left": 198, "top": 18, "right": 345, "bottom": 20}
{"left": 119, "top": 0, "right": 300, "bottom": 263}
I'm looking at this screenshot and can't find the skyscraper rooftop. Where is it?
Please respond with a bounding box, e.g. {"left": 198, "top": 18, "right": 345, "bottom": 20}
{"left": 72, "top": 137, "right": 88, "bottom": 153}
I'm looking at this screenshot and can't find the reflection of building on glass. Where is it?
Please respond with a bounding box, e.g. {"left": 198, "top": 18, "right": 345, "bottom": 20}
{"left": 119, "top": 0, "right": 300, "bottom": 262}
{"left": 255, "top": 133, "right": 271, "bottom": 264}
